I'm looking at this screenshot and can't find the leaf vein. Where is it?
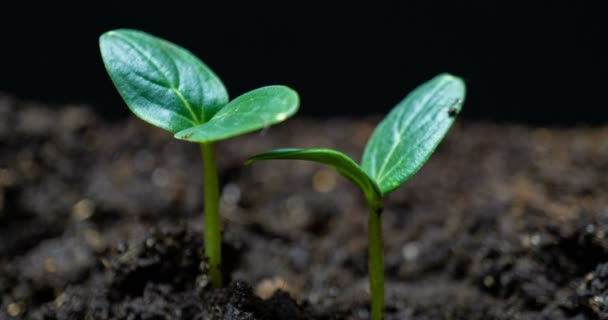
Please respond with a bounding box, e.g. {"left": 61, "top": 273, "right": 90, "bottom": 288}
{"left": 112, "top": 32, "right": 201, "bottom": 124}
{"left": 374, "top": 78, "right": 449, "bottom": 186}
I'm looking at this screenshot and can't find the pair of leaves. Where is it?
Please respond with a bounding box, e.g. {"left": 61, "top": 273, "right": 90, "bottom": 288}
{"left": 99, "top": 29, "right": 298, "bottom": 143}
{"left": 247, "top": 74, "right": 466, "bottom": 201}
{"left": 100, "top": 29, "right": 466, "bottom": 201}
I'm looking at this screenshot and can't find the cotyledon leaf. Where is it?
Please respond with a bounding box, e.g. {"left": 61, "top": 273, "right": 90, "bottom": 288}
{"left": 175, "top": 86, "right": 299, "bottom": 143}
{"left": 362, "top": 73, "right": 466, "bottom": 195}
{"left": 99, "top": 29, "right": 228, "bottom": 133}
{"left": 246, "top": 148, "right": 382, "bottom": 203}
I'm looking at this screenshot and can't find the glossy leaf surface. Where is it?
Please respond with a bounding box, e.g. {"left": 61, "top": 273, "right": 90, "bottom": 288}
{"left": 362, "top": 73, "right": 466, "bottom": 195}
{"left": 175, "top": 86, "right": 299, "bottom": 143}
{"left": 100, "top": 29, "right": 228, "bottom": 133}
{"left": 246, "top": 148, "right": 382, "bottom": 202}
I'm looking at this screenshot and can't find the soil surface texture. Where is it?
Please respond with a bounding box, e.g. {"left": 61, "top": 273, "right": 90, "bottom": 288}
{"left": 1, "top": 93, "right": 608, "bottom": 319}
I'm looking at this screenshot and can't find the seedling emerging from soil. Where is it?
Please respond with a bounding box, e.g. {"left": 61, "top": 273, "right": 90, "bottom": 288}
{"left": 99, "top": 29, "right": 299, "bottom": 288}
{"left": 247, "top": 73, "right": 465, "bottom": 320}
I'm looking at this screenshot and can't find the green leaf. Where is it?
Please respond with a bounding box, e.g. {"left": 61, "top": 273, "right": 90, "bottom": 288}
{"left": 362, "top": 73, "right": 466, "bottom": 195}
{"left": 246, "top": 148, "right": 382, "bottom": 202}
{"left": 175, "top": 86, "right": 299, "bottom": 143}
{"left": 99, "top": 29, "right": 228, "bottom": 133}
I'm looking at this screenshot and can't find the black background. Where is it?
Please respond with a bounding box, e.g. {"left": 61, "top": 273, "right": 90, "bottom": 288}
{"left": 1, "top": 1, "right": 606, "bottom": 124}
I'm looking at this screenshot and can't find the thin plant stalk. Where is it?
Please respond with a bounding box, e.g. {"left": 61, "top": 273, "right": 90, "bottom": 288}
{"left": 368, "top": 201, "right": 385, "bottom": 320}
{"left": 245, "top": 74, "right": 465, "bottom": 319}
{"left": 201, "top": 142, "right": 222, "bottom": 288}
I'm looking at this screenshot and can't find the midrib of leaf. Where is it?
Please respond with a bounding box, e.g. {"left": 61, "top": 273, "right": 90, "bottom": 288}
{"left": 171, "top": 88, "right": 201, "bottom": 124}
{"left": 135, "top": 90, "right": 198, "bottom": 127}
{"left": 372, "top": 78, "right": 450, "bottom": 185}
{"left": 372, "top": 96, "right": 425, "bottom": 181}
{"left": 112, "top": 32, "right": 203, "bottom": 125}
{"left": 376, "top": 115, "right": 439, "bottom": 184}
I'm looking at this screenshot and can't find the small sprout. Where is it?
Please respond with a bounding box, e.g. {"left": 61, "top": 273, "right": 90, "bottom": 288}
{"left": 247, "top": 73, "right": 466, "bottom": 320}
{"left": 99, "top": 29, "right": 299, "bottom": 288}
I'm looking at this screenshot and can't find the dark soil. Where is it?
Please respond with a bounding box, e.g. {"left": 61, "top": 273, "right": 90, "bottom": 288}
{"left": 2, "top": 93, "right": 608, "bottom": 319}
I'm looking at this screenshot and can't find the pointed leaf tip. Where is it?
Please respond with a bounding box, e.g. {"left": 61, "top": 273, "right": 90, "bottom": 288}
{"left": 99, "top": 29, "right": 228, "bottom": 133}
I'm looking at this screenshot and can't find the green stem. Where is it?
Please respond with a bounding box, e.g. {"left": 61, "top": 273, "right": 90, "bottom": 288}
{"left": 201, "top": 142, "right": 222, "bottom": 288}
{"left": 368, "top": 200, "right": 384, "bottom": 320}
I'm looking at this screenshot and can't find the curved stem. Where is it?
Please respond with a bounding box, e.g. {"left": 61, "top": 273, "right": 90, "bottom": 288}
{"left": 201, "top": 142, "right": 222, "bottom": 288}
{"left": 368, "top": 200, "right": 385, "bottom": 320}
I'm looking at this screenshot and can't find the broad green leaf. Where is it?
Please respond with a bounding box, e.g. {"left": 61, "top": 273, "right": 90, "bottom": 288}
{"left": 362, "top": 73, "right": 466, "bottom": 195}
{"left": 175, "top": 86, "right": 299, "bottom": 143}
{"left": 99, "top": 29, "right": 228, "bottom": 133}
{"left": 246, "top": 148, "right": 382, "bottom": 202}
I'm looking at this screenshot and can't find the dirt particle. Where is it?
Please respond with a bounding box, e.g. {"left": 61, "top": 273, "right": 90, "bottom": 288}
{"left": 54, "top": 292, "right": 67, "bottom": 307}
{"left": 521, "top": 233, "right": 542, "bottom": 248}
{"left": 255, "top": 276, "right": 295, "bottom": 299}
{"left": 0, "top": 168, "right": 16, "bottom": 187}
{"left": 7, "top": 302, "right": 23, "bottom": 317}
{"left": 19, "top": 160, "right": 39, "bottom": 178}
{"left": 145, "top": 237, "right": 156, "bottom": 248}
{"left": 44, "top": 258, "right": 58, "bottom": 273}
{"left": 530, "top": 234, "right": 541, "bottom": 246}
{"left": 152, "top": 168, "right": 170, "bottom": 187}
{"left": 196, "top": 273, "right": 210, "bottom": 290}
{"left": 72, "top": 199, "right": 95, "bottom": 221}
{"left": 199, "top": 259, "right": 210, "bottom": 273}
{"left": 221, "top": 183, "right": 241, "bottom": 205}
{"left": 312, "top": 169, "right": 337, "bottom": 193}
{"left": 483, "top": 275, "right": 495, "bottom": 288}
{"left": 591, "top": 296, "right": 608, "bottom": 311}
{"left": 100, "top": 258, "right": 111, "bottom": 269}
{"left": 84, "top": 229, "right": 106, "bottom": 251}
{"left": 402, "top": 242, "right": 420, "bottom": 261}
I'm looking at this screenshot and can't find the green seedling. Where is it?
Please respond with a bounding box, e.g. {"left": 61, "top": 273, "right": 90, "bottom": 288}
{"left": 247, "top": 73, "right": 465, "bottom": 320}
{"left": 99, "top": 29, "right": 299, "bottom": 288}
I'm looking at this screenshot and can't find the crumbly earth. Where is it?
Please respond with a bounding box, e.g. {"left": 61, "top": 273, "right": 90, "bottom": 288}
{"left": 1, "top": 93, "right": 608, "bottom": 319}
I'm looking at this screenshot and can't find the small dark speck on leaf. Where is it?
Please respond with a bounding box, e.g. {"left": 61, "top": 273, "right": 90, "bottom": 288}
{"left": 448, "top": 99, "right": 461, "bottom": 117}
{"left": 375, "top": 207, "right": 384, "bottom": 216}
{"left": 448, "top": 107, "right": 459, "bottom": 117}
{"left": 181, "top": 133, "right": 193, "bottom": 139}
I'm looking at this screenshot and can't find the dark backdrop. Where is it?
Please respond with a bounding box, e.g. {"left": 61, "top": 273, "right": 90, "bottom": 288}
{"left": 1, "top": 1, "right": 606, "bottom": 124}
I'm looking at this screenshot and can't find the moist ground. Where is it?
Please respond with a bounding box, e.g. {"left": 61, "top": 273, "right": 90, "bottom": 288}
{"left": 1, "top": 93, "right": 608, "bottom": 319}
